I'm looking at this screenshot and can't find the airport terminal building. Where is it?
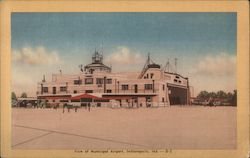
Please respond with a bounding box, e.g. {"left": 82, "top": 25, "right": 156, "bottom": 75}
{"left": 37, "top": 51, "right": 190, "bottom": 107}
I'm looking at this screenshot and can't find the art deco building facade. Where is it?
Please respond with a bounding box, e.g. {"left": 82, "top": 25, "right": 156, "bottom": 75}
{"left": 37, "top": 50, "right": 190, "bottom": 107}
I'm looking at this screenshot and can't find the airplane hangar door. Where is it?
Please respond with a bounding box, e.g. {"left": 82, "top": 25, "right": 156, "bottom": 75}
{"left": 168, "top": 85, "right": 188, "bottom": 105}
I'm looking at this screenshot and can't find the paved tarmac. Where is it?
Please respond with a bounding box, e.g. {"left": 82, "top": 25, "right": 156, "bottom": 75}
{"left": 12, "top": 106, "right": 236, "bottom": 149}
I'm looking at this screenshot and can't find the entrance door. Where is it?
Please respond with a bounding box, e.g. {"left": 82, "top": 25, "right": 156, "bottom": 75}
{"left": 53, "top": 87, "right": 56, "bottom": 94}
{"left": 146, "top": 96, "right": 152, "bottom": 107}
{"left": 134, "top": 84, "right": 138, "bottom": 93}
{"left": 168, "top": 85, "right": 187, "bottom": 105}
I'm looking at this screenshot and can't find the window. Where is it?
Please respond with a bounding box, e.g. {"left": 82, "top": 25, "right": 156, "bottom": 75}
{"left": 163, "top": 84, "right": 165, "bottom": 91}
{"left": 73, "top": 90, "right": 77, "bottom": 94}
{"left": 175, "top": 76, "right": 180, "bottom": 79}
{"left": 106, "top": 78, "right": 112, "bottom": 84}
{"left": 107, "top": 89, "right": 112, "bottom": 93}
{"left": 42, "top": 87, "right": 48, "bottom": 93}
{"left": 122, "top": 85, "right": 129, "bottom": 90}
{"left": 85, "top": 78, "right": 93, "bottom": 84}
{"left": 174, "top": 79, "right": 178, "bottom": 82}
{"left": 162, "top": 97, "right": 165, "bottom": 102}
{"left": 178, "top": 80, "right": 182, "bottom": 83}
{"left": 74, "top": 80, "right": 82, "bottom": 85}
{"left": 60, "top": 87, "right": 67, "bottom": 92}
{"left": 144, "top": 84, "right": 153, "bottom": 90}
{"left": 85, "top": 90, "right": 93, "bottom": 93}
{"left": 96, "top": 78, "right": 104, "bottom": 84}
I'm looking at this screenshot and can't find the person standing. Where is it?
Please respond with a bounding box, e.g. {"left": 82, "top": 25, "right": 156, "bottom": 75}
{"left": 63, "top": 104, "right": 65, "bottom": 113}
{"left": 88, "top": 102, "right": 90, "bottom": 112}
{"left": 67, "top": 104, "right": 70, "bottom": 113}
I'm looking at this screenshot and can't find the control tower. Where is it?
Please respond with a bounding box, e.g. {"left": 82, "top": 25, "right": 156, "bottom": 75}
{"left": 84, "top": 50, "right": 111, "bottom": 74}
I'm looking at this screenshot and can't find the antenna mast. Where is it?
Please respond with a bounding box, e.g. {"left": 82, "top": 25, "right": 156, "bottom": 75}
{"left": 42, "top": 75, "right": 46, "bottom": 82}
{"left": 138, "top": 53, "right": 151, "bottom": 79}
{"left": 101, "top": 41, "right": 104, "bottom": 55}
{"left": 167, "top": 59, "right": 170, "bottom": 72}
{"left": 174, "top": 58, "right": 177, "bottom": 73}
{"left": 79, "top": 64, "right": 83, "bottom": 72}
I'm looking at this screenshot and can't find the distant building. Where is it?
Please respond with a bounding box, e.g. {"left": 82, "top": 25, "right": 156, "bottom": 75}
{"left": 37, "top": 50, "right": 190, "bottom": 107}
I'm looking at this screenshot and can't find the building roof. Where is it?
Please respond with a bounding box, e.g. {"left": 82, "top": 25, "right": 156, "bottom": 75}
{"left": 147, "top": 63, "right": 161, "bottom": 69}
{"left": 84, "top": 63, "right": 111, "bottom": 69}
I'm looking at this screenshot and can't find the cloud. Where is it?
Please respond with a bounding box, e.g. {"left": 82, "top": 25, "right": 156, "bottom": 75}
{"left": 11, "top": 62, "right": 63, "bottom": 97}
{"left": 12, "top": 46, "right": 62, "bottom": 66}
{"left": 11, "top": 68, "right": 37, "bottom": 97}
{"left": 191, "top": 53, "right": 236, "bottom": 76}
{"left": 105, "top": 47, "right": 144, "bottom": 65}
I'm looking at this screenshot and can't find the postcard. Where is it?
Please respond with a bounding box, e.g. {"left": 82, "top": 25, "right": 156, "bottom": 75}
{"left": 1, "top": 1, "right": 249, "bottom": 158}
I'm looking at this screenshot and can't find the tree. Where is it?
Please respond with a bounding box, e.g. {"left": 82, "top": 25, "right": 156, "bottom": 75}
{"left": 231, "top": 90, "right": 237, "bottom": 106}
{"left": 20, "top": 92, "right": 27, "bottom": 98}
{"left": 216, "top": 90, "right": 227, "bottom": 99}
{"left": 197, "top": 91, "right": 209, "bottom": 100}
{"left": 196, "top": 90, "right": 237, "bottom": 106}
{"left": 11, "top": 92, "right": 17, "bottom": 101}
{"left": 209, "top": 92, "right": 217, "bottom": 98}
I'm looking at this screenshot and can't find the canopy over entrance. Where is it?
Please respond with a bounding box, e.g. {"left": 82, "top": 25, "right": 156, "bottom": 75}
{"left": 71, "top": 93, "right": 107, "bottom": 101}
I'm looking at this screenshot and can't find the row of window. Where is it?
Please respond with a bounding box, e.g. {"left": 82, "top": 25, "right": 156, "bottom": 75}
{"left": 42, "top": 88, "right": 113, "bottom": 94}
{"left": 74, "top": 90, "right": 112, "bottom": 94}
{"left": 121, "top": 84, "right": 153, "bottom": 90}
{"left": 42, "top": 83, "right": 172, "bottom": 93}
{"left": 42, "top": 87, "right": 67, "bottom": 93}
{"left": 42, "top": 84, "right": 155, "bottom": 93}
{"left": 74, "top": 78, "right": 112, "bottom": 85}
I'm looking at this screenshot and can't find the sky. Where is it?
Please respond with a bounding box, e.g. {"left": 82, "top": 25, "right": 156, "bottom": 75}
{"left": 11, "top": 12, "right": 237, "bottom": 97}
